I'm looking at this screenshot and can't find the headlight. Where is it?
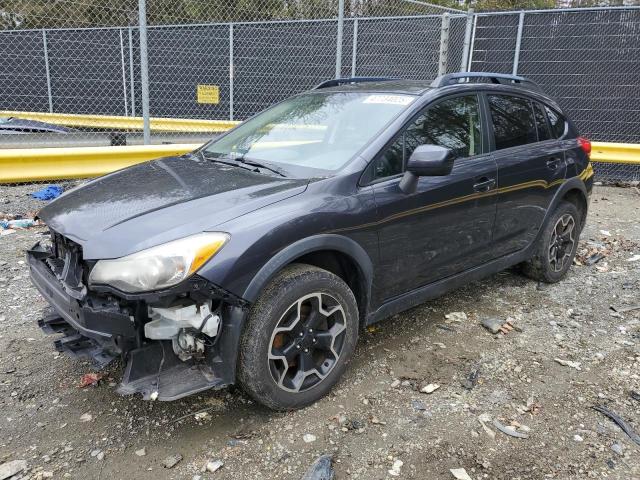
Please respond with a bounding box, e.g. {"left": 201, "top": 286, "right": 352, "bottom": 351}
{"left": 89, "top": 232, "right": 229, "bottom": 293}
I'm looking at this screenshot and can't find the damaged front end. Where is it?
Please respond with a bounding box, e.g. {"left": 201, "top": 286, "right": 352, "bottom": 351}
{"left": 28, "top": 232, "right": 249, "bottom": 401}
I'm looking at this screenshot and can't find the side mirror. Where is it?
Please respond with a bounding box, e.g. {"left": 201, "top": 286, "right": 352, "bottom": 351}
{"left": 399, "top": 145, "right": 455, "bottom": 194}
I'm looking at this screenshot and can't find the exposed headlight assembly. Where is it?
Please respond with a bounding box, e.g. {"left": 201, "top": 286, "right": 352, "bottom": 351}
{"left": 89, "top": 232, "right": 229, "bottom": 293}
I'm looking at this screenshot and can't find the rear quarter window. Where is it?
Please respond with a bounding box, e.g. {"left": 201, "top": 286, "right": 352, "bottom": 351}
{"left": 544, "top": 106, "right": 567, "bottom": 139}
{"left": 533, "top": 103, "right": 552, "bottom": 141}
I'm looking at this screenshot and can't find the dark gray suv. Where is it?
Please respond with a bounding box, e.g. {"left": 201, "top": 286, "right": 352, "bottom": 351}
{"left": 29, "top": 72, "right": 593, "bottom": 410}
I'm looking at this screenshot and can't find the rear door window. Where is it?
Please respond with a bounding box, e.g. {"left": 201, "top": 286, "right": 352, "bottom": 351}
{"left": 545, "top": 106, "right": 567, "bottom": 139}
{"left": 533, "top": 103, "right": 552, "bottom": 141}
{"left": 488, "top": 95, "right": 537, "bottom": 150}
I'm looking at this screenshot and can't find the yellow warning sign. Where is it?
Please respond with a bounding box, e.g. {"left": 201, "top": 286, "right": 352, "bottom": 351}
{"left": 197, "top": 84, "right": 220, "bottom": 104}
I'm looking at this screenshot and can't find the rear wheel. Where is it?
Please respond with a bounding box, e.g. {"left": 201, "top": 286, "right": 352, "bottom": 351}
{"left": 522, "top": 201, "right": 581, "bottom": 283}
{"left": 238, "top": 264, "right": 359, "bottom": 410}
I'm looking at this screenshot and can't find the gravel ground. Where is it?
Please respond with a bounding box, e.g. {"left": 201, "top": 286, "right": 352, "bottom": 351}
{"left": 0, "top": 184, "right": 639, "bottom": 480}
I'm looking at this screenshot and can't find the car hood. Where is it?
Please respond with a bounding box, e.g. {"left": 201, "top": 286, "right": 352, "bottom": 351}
{"left": 38, "top": 155, "right": 308, "bottom": 259}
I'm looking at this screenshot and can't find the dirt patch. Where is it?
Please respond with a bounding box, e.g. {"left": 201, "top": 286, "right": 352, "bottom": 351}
{"left": 0, "top": 185, "right": 639, "bottom": 479}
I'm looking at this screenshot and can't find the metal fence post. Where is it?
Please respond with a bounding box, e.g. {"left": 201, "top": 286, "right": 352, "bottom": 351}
{"left": 513, "top": 11, "right": 525, "bottom": 75}
{"left": 351, "top": 18, "right": 358, "bottom": 77}
{"left": 42, "top": 29, "right": 53, "bottom": 113}
{"left": 128, "top": 27, "right": 136, "bottom": 117}
{"left": 438, "top": 13, "right": 450, "bottom": 76}
{"left": 335, "top": 0, "right": 344, "bottom": 79}
{"left": 460, "top": 8, "right": 474, "bottom": 73}
{"left": 467, "top": 13, "right": 477, "bottom": 72}
{"left": 119, "top": 29, "right": 129, "bottom": 116}
{"left": 138, "top": 0, "right": 151, "bottom": 144}
{"left": 229, "top": 23, "right": 234, "bottom": 121}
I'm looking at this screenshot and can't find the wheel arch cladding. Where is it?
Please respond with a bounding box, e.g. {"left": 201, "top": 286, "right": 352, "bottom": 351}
{"left": 561, "top": 188, "right": 588, "bottom": 229}
{"left": 242, "top": 234, "right": 373, "bottom": 325}
{"left": 545, "top": 178, "right": 588, "bottom": 228}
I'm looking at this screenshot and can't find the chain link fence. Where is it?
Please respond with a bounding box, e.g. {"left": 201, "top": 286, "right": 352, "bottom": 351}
{"left": 0, "top": 1, "right": 639, "bottom": 183}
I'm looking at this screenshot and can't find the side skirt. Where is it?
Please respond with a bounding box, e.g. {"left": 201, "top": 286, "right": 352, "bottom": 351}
{"left": 365, "top": 246, "right": 533, "bottom": 325}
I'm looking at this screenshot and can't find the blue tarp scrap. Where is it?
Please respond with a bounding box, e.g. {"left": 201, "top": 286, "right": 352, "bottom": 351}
{"left": 31, "top": 185, "right": 63, "bottom": 200}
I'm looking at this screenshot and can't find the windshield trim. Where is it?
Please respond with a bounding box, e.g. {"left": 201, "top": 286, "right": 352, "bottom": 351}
{"left": 197, "top": 91, "right": 418, "bottom": 177}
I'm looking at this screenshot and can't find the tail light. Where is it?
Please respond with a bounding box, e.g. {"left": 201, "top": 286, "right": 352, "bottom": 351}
{"left": 577, "top": 136, "right": 591, "bottom": 157}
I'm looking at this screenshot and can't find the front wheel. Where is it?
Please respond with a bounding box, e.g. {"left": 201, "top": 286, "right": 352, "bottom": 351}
{"left": 238, "top": 264, "right": 359, "bottom": 410}
{"left": 522, "top": 201, "right": 581, "bottom": 283}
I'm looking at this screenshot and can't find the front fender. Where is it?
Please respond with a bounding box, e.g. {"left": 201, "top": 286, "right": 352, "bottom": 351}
{"left": 241, "top": 233, "right": 374, "bottom": 303}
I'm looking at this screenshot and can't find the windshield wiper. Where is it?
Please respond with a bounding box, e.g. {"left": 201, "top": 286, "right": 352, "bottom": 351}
{"left": 198, "top": 151, "right": 288, "bottom": 178}
{"left": 196, "top": 151, "right": 258, "bottom": 172}
{"left": 233, "top": 156, "right": 287, "bottom": 178}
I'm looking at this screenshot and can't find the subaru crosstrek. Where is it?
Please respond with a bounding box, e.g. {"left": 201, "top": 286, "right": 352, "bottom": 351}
{"left": 28, "top": 72, "right": 593, "bottom": 410}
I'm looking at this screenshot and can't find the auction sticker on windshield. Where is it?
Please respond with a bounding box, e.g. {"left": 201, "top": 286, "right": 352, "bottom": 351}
{"left": 363, "top": 94, "right": 414, "bottom": 105}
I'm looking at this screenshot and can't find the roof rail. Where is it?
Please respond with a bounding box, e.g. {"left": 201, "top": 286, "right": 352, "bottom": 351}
{"left": 431, "top": 72, "right": 541, "bottom": 91}
{"left": 314, "top": 77, "right": 395, "bottom": 89}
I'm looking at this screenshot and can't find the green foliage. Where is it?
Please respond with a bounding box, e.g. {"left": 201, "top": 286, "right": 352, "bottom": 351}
{"left": 2, "top": 0, "right": 636, "bottom": 30}
{"left": 468, "top": 0, "right": 556, "bottom": 11}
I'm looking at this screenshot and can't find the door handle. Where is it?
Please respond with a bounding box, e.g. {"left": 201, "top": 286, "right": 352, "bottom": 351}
{"left": 473, "top": 177, "right": 496, "bottom": 192}
{"left": 546, "top": 157, "right": 562, "bottom": 170}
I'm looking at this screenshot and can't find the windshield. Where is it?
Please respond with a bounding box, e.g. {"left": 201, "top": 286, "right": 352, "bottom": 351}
{"left": 203, "top": 92, "right": 415, "bottom": 174}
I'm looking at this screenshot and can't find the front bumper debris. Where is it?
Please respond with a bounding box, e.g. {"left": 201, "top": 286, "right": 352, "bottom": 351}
{"left": 28, "top": 238, "right": 248, "bottom": 401}
{"left": 39, "top": 311, "right": 116, "bottom": 368}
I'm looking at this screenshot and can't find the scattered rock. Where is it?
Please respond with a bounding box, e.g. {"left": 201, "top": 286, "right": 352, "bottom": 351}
{"left": 343, "top": 419, "right": 365, "bottom": 431}
{"left": 162, "top": 454, "right": 183, "bottom": 469}
{"left": 301, "top": 455, "right": 334, "bottom": 480}
{"left": 477, "top": 414, "right": 495, "bottom": 439}
{"left": 79, "top": 413, "right": 93, "bottom": 422}
{"left": 481, "top": 317, "right": 503, "bottom": 334}
{"left": 573, "top": 434, "right": 584, "bottom": 442}
{"left": 0, "top": 460, "right": 27, "bottom": 480}
{"left": 450, "top": 468, "right": 473, "bottom": 480}
{"left": 370, "top": 416, "right": 386, "bottom": 425}
{"left": 554, "top": 358, "right": 582, "bottom": 370}
{"left": 412, "top": 399, "right": 427, "bottom": 411}
{"left": 388, "top": 459, "right": 403, "bottom": 477}
{"left": 611, "top": 443, "right": 624, "bottom": 456}
{"left": 303, "top": 433, "right": 317, "bottom": 443}
{"left": 135, "top": 448, "right": 147, "bottom": 457}
{"left": 445, "top": 311, "right": 467, "bottom": 323}
{"left": 420, "top": 383, "right": 440, "bottom": 394}
{"left": 194, "top": 411, "right": 210, "bottom": 421}
{"left": 461, "top": 369, "right": 480, "bottom": 390}
{"left": 205, "top": 460, "right": 223, "bottom": 473}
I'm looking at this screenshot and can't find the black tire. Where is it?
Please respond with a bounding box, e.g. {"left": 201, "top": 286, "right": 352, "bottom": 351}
{"left": 238, "top": 264, "right": 359, "bottom": 410}
{"left": 522, "top": 201, "right": 581, "bottom": 283}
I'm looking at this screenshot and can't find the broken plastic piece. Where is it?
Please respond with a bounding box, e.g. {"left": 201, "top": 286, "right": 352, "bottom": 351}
{"left": 593, "top": 405, "right": 640, "bottom": 446}
{"left": 301, "top": 454, "right": 334, "bottom": 480}
{"left": 493, "top": 419, "right": 529, "bottom": 439}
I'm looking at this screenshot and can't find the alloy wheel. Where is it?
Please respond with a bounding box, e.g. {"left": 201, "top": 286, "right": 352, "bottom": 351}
{"left": 548, "top": 213, "right": 576, "bottom": 272}
{"left": 268, "top": 292, "right": 347, "bottom": 393}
